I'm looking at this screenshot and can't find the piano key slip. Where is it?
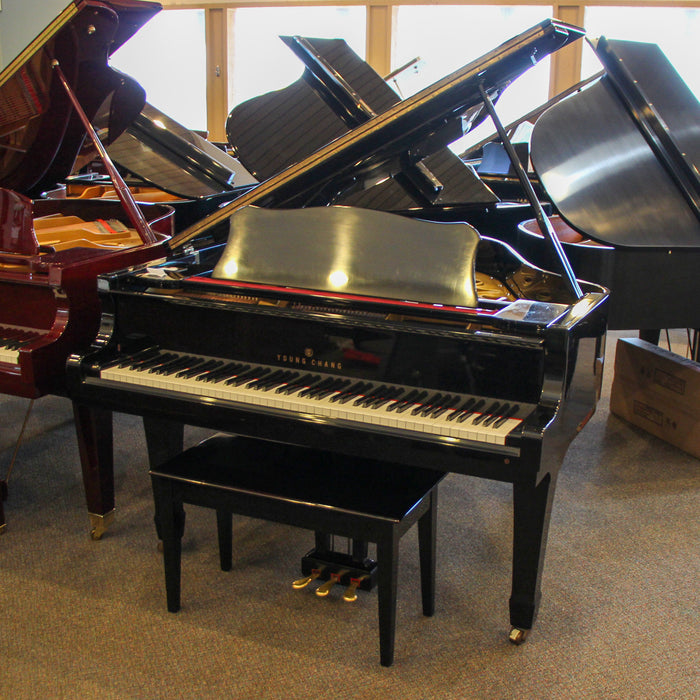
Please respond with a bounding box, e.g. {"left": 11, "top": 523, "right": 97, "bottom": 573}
{"left": 149, "top": 434, "right": 443, "bottom": 666}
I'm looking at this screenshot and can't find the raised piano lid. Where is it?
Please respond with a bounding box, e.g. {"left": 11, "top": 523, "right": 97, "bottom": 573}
{"left": 99, "top": 102, "right": 258, "bottom": 199}
{"left": 530, "top": 37, "right": 700, "bottom": 248}
{"left": 171, "top": 19, "right": 586, "bottom": 252}
{"left": 0, "top": 0, "right": 161, "bottom": 196}
{"left": 225, "top": 35, "right": 496, "bottom": 211}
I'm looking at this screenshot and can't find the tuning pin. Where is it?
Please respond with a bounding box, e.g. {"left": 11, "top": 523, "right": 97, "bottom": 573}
{"left": 292, "top": 566, "right": 324, "bottom": 589}
{"left": 315, "top": 569, "right": 348, "bottom": 597}
{"left": 342, "top": 575, "right": 369, "bottom": 602}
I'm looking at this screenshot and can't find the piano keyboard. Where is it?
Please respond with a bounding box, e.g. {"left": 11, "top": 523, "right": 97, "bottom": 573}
{"left": 0, "top": 325, "right": 43, "bottom": 364}
{"left": 99, "top": 349, "right": 531, "bottom": 445}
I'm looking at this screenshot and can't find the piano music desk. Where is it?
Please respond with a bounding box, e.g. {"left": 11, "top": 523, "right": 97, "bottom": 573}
{"left": 150, "top": 434, "right": 443, "bottom": 667}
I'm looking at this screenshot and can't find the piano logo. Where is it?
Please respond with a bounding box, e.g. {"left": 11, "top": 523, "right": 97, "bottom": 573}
{"left": 276, "top": 348, "right": 342, "bottom": 371}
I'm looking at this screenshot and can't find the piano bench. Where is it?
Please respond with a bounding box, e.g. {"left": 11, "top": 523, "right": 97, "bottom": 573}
{"left": 149, "top": 434, "right": 444, "bottom": 667}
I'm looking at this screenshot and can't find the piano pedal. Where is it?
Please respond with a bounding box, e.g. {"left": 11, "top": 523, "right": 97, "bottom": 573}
{"left": 292, "top": 566, "right": 325, "bottom": 589}
{"left": 299, "top": 548, "right": 377, "bottom": 596}
{"left": 343, "top": 574, "right": 369, "bottom": 602}
{"left": 508, "top": 627, "right": 529, "bottom": 645}
{"left": 315, "top": 569, "right": 349, "bottom": 597}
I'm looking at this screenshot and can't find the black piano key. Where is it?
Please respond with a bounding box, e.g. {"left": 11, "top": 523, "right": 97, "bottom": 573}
{"left": 198, "top": 362, "right": 249, "bottom": 383}
{"left": 275, "top": 373, "right": 321, "bottom": 395}
{"left": 228, "top": 366, "right": 271, "bottom": 387}
{"left": 328, "top": 380, "right": 370, "bottom": 404}
{"left": 446, "top": 397, "right": 477, "bottom": 422}
{"left": 299, "top": 376, "right": 336, "bottom": 398}
{"left": 354, "top": 384, "right": 392, "bottom": 407}
{"left": 368, "top": 386, "right": 405, "bottom": 409}
{"left": 394, "top": 390, "right": 428, "bottom": 414}
{"left": 108, "top": 347, "right": 160, "bottom": 370}
{"left": 386, "top": 388, "right": 420, "bottom": 412}
{"left": 493, "top": 404, "right": 520, "bottom": 428}
{"left": 187, "top": 359, "right": 225, "bottom": 380}
{"left": 469, "top": 401, "right": 499, "bottom": 426}
{"left": 134, "top": 352, "right": 179, "bottom": 372}
{"left": 412, "top": 392, "right": 443, "bottom": 416}
{"left": 250, "top": 369, "right": 295, "bottom": 391}
{"left": 176, "top": 358, "right": 220, "bottom": 379}
{"left": 311, "top": 377, "right": 351, "bottom": 400}
{"left": 482, "top": 403, "right": 509, "bottom": 427}
{"left": 429, "top": 395, "right": 460, "bottom": 418}
{"left": 456, "top": 398, "right": 485, "bottom": 423}
{"left": 151, "top": 354, "right": 196, "bottom": 375}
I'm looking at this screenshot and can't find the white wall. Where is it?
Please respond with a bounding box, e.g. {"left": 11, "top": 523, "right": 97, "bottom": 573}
{"left": 0, "top": 0, "right": 70, "bottom": 69}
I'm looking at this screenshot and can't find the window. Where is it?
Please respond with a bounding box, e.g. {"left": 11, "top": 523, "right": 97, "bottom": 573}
{"left": 392, "top": 5, "right": 554, "bottom": 151}
{"left": 110, "top": 10, "right": 207, "bottom": 131}
{"left": 227, "top": 6, "right": 366, "bottom": 108}
{"left": 582, "top": 6, "right": 700, "bottom": 96}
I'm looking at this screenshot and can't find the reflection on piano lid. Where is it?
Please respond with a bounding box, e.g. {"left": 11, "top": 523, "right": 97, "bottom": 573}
{"left": 520, "top": 37, "right": 700, "bottom": 333}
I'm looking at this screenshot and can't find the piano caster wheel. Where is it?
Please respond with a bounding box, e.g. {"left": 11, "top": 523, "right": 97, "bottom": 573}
{"left": 88, "top": 511, "right": 114, "bottom": 540}
{"left": 0, "top": 522, "right": 6, "bottom": 535}
{"left": 508, "top": 627, "right": 529, "bottom": 645}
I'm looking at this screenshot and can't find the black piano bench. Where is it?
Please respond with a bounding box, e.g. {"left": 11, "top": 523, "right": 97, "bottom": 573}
{"left": 149, "top": 434, "right": 444, "bottom": 667}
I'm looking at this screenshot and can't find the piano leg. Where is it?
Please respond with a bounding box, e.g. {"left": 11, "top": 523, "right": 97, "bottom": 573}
{"left": 508, "top": 472, "right": 558, "bottom": 643}
{"left": 72, "top": 403, "right": 115, "bottom": 540}
{"left": 143, "top": 416, "right": 185, "bottom": 468}
{"left": 143, "top": 416, "right": 184, "bottom": 542}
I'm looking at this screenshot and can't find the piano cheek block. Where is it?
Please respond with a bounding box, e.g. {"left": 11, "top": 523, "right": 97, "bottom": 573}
{"left": 149, "top": 434, "right": 444, "bottom": 667}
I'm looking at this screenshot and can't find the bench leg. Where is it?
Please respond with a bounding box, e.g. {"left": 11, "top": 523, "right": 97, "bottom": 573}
{"left": 151, "top": 477, "right": 186, "bottom": 613}
{"left": 216, "top": 510, "right": 233, "bottom": 571}
{"left": 376, "top": 532, "right": 400, "bottom": 667}
{"left": 418, "top": 490, "right": 437, "bottom": 617}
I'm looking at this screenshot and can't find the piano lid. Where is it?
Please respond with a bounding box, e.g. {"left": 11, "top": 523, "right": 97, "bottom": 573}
{"left": 211, "top": 206, "right": 480, "bottom": 308}
{"left": 0, "top": 0, "right": 161, "bottom": 196}
{"left": 530, "top": 37, "right": 700, "bottom": 248}
{"left": 97, "top": 102, "right": 257, "bottom": 199}
{"left": 226, "top": 35, "right": 495, "bottom": 210}
{"left": 171, "top": 19, "right": 586, "bottom": 251}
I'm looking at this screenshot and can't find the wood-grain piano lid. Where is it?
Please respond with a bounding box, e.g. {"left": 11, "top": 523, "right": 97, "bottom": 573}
{"left": 530, "top": 37, "right": 700, "bottom": 248}
{"left": 0, "top": 0, "right": 161, "bottom": 197}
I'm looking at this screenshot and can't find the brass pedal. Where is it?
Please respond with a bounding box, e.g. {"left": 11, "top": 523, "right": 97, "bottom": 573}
{"left": 292, "top": 566, "right": 325, "bottom": 589}
{"left": 343, "top": 574, "right": 369, "bottom": 602}
{"left": 315, "top": 569, "right": 348, "bottom": 597}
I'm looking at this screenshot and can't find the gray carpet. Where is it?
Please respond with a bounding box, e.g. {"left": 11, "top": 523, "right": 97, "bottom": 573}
{"left": 1, "top": 331, "right": 698, "bottom": 699}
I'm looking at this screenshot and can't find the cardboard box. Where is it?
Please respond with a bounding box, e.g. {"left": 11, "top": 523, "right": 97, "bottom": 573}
{"left": 610, "top": 337, "right": 700, "bottom": 459}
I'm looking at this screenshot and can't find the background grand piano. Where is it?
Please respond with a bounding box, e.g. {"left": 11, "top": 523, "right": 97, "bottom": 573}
{"left": 67, "top": 20, "right": 609, "bottom": 644}
{"left": 225, "top": 30, "right": 699, "bottom": 353}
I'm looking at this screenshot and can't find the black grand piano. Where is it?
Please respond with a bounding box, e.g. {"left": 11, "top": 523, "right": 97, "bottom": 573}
{"left": 67, "top": 19, "right": 608, "bottom": 644}
{"left": 227, "top": 31, "right": 700, "bottom": 349}
{"left": 514, "top": 37, "right": 700, "bottom": 348}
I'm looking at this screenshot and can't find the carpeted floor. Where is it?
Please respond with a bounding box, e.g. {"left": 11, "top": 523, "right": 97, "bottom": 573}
{"left": 0, "top": 331, "right": 698, "bottom": 699}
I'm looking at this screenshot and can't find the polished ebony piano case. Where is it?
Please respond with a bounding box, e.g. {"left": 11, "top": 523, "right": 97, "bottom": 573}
{"left": 67, "top": 20, "right": 609, "bottom": 644}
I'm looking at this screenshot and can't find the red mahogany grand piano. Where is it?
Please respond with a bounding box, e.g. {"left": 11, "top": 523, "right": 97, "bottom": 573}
{"left": 67, "top": 20, "right": 609, "bottom": 643}
{"left": 0, "top": 0, "right": 180, "bottom": 531}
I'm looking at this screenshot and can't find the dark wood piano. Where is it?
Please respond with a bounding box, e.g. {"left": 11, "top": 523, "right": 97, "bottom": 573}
{"left": 67, "top": 20, "right": 609, "bottom": 643}
{"left": 0, "top": 0, "right": 180, "bottom": 531}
